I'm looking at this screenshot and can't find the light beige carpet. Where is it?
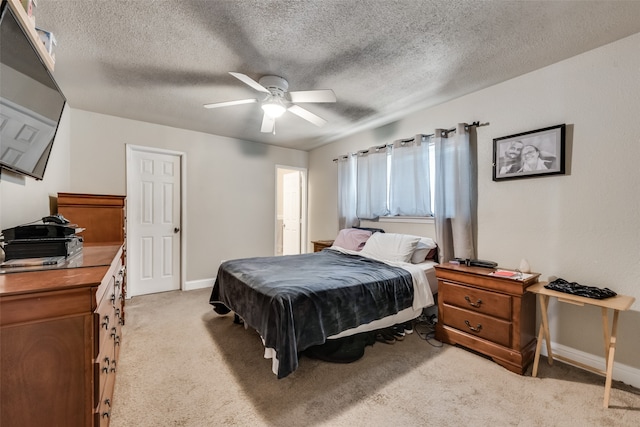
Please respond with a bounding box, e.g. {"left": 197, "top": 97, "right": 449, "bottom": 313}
{"left": 110, "top": 288, "right": 639, "bottom": 426}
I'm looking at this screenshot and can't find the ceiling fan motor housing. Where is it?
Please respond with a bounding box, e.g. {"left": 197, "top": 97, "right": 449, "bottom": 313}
{"left": 258, "top": 75, "right": 289, "bottom": 97}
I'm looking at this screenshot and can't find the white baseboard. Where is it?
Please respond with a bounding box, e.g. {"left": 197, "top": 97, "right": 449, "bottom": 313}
{"left": 184, "top": 277, "right": 214, "bottom": 291}
{"left": 542, "top": 341, "right": 640, "bottom": 389}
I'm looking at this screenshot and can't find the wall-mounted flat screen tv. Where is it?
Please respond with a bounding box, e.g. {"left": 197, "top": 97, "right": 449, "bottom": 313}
{"left": 0, "top": 0, "right": 66, "bottom": 180}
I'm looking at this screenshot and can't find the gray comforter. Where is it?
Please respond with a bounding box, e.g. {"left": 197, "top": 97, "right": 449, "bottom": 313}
{"left": 209, "top": 249, "right": 415, "bottom": 378}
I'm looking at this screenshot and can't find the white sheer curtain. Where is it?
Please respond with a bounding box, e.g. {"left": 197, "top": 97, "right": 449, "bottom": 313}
{"left": 434, "top": 123, "right": 477, "bottom": 263}
{"left": 356, "top": 145, "right": 389, "bottom": 220}
{"left": 389, "top": 134, "right": 432, "bottom": 216}
{"left": 337, "top": 154, "right": 358, "bottom": 229}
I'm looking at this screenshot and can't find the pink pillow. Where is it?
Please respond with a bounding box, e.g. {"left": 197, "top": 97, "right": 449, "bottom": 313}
{"left": 332, "top": 228, "right": 373, "bottom": 251}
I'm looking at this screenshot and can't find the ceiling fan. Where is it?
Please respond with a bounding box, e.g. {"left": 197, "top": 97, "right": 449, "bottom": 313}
{"left": 204, "top": 72, "right": 336, "bottom": 134}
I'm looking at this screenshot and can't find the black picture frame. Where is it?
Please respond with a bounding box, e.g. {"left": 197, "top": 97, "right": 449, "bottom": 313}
{"left": 492, "top": 124, "right": 566, "bottom": 181}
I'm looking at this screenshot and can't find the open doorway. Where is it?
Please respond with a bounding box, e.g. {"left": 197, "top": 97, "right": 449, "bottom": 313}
{"left": 275, "top": 166, "right": 307, "bottom": 255}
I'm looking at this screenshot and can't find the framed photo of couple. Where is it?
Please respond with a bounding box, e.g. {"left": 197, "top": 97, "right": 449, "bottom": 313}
{"left": 492, "top": 124, "right": 566, "bottom": 181}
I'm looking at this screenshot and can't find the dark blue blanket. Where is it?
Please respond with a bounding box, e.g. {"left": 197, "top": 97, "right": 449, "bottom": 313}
{"left": 209, "top": 249, "right": 414, "bottom": 378}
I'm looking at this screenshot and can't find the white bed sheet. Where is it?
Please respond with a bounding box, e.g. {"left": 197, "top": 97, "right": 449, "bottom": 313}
{"left": 328, "top": 259, "right": 437, "bottom": 339}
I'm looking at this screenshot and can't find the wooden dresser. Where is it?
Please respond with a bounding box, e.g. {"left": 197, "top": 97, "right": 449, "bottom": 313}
{"left": 57, "top": 193, "right": 126, "bottom": 245}
{"left": 0, "top": 245, "right": 125, "bottom": 427}
{"left": 434, "top": 263, "right": 539, "bottom": 374}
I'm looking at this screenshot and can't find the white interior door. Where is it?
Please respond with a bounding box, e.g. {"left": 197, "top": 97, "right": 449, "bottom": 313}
{"left": 282, "top": 171, "right": 301, "bottom": 255}
{"left": 127, "top": 148, "right": 181, "bottom": 296}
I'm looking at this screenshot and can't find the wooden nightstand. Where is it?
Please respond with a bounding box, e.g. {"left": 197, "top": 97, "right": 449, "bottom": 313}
{"left": 311, "top": 240, "right": 334, "bottom": 252}
{"left": 434, "top": 263, "right": 540, "bottom": 374}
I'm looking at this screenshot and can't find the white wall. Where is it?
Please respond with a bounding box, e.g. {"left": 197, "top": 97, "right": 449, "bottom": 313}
{"left": 67, "top": 110, "right": 308, "bottom": 282}
{"left": 2, "top": 109, "right": 308, "bottom": 282}
{"left": 309, "top": 32, "right": 640, "bottom": 383}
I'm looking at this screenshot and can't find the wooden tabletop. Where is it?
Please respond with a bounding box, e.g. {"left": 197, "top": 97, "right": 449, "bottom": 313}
{"left": 0, "top": 245, "right": 122, "bottom": 296}
{"left": 528, "top": 282, "right": 635, "bottom": 311}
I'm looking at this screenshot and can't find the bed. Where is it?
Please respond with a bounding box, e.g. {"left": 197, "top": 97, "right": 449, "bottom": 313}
{"left": 209, "top": 231, "right": 438, "bottom": 378}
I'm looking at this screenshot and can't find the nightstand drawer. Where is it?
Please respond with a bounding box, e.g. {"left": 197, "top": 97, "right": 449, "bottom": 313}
{"left": 440, "top": 281, "right": 512, "bottom": 320}
{"left": 442, "top": 304, "right": 511, "bottom": 347}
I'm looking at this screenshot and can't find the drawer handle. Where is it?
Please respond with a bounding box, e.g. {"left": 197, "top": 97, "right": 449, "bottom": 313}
{"left": 116, "top": 271, "right": 124, "bottom": 287}
{"left": 110, "top": 360, "right": 117, "bottom": 373}
{"left": 110, "top": 293, "right": 116, "bottom": 304}
{"left": 110, "top": 327, "right": 117, "bottom": 339}
{"left": 102, "top": 411, "right": 111, "bottom": 419}
{"left": 104, "top": 398, "right": 111, "bottom": 407}
{"left": 464, "top": 296, "right": 482, "bottom": 308}
{"left": 102, "top": 316, "right": 110, "bottom": 329}
{"left": 464, "top": 320, "right": 483, "bottom": 333}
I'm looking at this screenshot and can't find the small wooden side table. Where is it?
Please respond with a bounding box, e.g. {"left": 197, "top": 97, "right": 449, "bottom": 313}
{"left": 529, "top": 282, "right": 635, "bottom": 408}
{"left": 311, "top": 240, "right": 334, "bottom": 252}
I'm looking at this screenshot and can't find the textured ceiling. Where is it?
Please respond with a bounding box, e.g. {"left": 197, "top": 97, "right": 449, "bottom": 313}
{"left": 34, "top": 0, "right": 640, "bottom": 150}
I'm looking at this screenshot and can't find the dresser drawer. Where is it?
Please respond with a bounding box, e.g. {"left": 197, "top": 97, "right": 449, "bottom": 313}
{"left": 94, "top": 341, "right": 116, "bottom": 409}
{"left": 442, "top": 303, "right": 512, "bottom": 347}
{"left": 94, "top": 372, "right": 115, "bottom": 427}
{"left": 440, "top": 280, "right": 512, "bottom": 320}
{"left": 112, "top": 265, "right": 124, "bottom": 298}
{"left": 112, "top": 320, "right": 123, "bottom": 361}
{"left": 95, "top": 287, "right": 116, "bottom": 358}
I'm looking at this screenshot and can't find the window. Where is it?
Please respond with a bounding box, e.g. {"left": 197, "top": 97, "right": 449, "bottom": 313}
{"left": 356, "top": 135, "right": 434, "bottom": 220}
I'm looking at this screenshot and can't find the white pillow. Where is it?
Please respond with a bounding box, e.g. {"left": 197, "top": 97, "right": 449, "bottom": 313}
{"left": 410, "top": 237, "right": 438, "bottom": 263}
{"left": 360, "top": 233, "right": 420, "bottom": 263}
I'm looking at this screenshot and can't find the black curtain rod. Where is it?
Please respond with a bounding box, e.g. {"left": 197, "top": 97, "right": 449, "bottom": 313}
{"left": 438, "top": 121, "right": 490, "bottom": 137}
{"left": 333, "top": 121, "right": 490, "bottom": 162}
{"left": 335, "top": 134, "right": 428, "bottom": 161}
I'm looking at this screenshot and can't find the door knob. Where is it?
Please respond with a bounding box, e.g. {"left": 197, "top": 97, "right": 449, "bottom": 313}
{"left": 174, "top": 227, "right": 180, "bottom": 233}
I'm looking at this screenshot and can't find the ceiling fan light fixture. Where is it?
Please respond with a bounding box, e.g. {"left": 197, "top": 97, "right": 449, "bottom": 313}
{"left": 261, "top": 97, "right": 286, "bottom": 118}
{"left": 205, "top": 72, "right": 336, "bottom": 132}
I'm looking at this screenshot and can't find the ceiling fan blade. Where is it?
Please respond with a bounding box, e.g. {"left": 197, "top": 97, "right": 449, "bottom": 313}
{"left": 261, "top": 113, "right": 275, "bottom": 133}
{"left": 288, "top": 105, "right": 327, "bottom": 127}
{"left": 289, "top": 89, "right": 336, "bottom": 103}
{"left": 203, "top": 98, "right": 258, "bottom": 109}
{"left": 229, "top": 72, "right": 271, "bottom": 94}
